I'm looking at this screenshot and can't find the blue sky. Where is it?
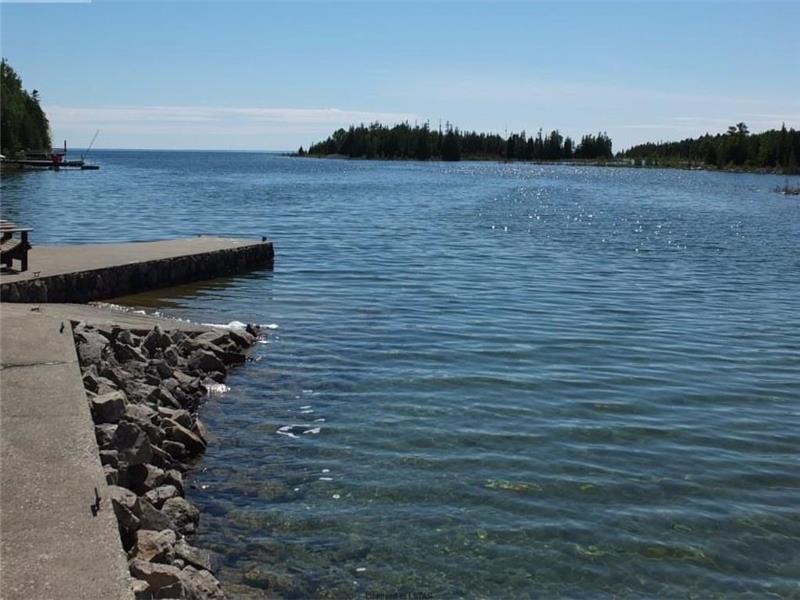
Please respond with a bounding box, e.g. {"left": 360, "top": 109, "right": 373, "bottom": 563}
{"left": 2, "top": 1, "right": 798, "bottom": 151}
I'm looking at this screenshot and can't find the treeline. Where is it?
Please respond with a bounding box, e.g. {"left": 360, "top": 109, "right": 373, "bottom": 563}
{"left": 1, "top": 59, "right": 52, "bottom": 156}
{"left": 623, "top": 123, "right": 799, "bottom": 172}
{"left": 303, "top": 122, "right": 613, "bottom": 162}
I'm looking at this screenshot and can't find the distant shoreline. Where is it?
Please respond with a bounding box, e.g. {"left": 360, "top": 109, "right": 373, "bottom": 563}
{"left": 293, "top": 153, "right": 800, "bottom": 176}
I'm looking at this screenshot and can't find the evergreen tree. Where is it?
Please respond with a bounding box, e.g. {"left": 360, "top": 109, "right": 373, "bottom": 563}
{"left": 441, "top": 123, "right": 461, "bottom": 161}
{"left": 624, "top": 123, "right": 799, "bottom": 172}
{"left": 305, "top": 121, "right": 616, "bottom": 163}
{"left": 1, "top": 59, "right": 52, "bottom": 156}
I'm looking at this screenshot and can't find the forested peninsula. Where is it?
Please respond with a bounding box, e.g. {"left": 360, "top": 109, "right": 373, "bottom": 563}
{"left": 301, "top": 121, "right": 800, "bottom": 173}
{"left": 623, "top": 123, "right": 799, "bottom": 172}
{"left": 1, "top": 59, "right": 52, "bottom": 157}
{"left": 302, "top": 122, "right": 612, "bottom": 162}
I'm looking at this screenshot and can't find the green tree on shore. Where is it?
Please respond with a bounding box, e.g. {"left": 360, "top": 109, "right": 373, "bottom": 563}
{"left": 306, "top": 122, "right": 612, "bottom": 161}
{"left": 623, "top": 123, "right": 800, "bottom": 172}
{"left": 1, "top": 59, "right": 52, "bottom": 156}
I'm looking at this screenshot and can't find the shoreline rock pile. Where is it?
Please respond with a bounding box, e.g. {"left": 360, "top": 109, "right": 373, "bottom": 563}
{"left": 73, "top": 320, "right": 260, "bottom": 600}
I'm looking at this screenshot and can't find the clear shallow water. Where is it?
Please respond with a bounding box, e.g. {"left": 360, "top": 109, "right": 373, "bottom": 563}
{"left": 3, "top": 152, "right": 800, "bottom": 598}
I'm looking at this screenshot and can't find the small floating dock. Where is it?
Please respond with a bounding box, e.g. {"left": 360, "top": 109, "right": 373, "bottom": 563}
{"left": 0, "top": 158, "right": 99, "bottom": 170}
{"left": 0, "top": 236, "right": 274, "bottom": 303}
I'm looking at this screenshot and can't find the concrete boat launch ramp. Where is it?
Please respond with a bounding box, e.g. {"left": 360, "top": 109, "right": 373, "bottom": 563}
{"left": 0, "top": 236, "right": 274, "bottom": 303}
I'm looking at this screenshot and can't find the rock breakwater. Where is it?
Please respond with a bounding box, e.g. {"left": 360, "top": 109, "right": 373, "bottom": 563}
{"left": 73, "top": 320, "right": 260, "bottom": 599}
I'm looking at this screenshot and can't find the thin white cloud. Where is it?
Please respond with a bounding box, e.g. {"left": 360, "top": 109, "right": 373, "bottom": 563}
{"left": 45, "top": 104, "right": 419, "bottom": 127}
{"left": 43, "top": 104, "right": 421, "bottom": 149}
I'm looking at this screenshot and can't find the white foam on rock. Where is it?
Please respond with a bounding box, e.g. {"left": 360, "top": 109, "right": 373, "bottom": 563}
{"left": 205, "top": 383, "right": 230, "bottom": 396}
{"left": 201, "top": 320, "right": 248, "bottom": 330}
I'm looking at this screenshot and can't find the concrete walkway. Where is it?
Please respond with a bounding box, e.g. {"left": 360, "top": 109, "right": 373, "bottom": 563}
{"left": 0, "top": 304, "right": 134, "bottom": 599}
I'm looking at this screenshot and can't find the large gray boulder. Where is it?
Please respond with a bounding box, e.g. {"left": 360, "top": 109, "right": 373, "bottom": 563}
{"left": 148, "top": 358, "right": 173, "bottom": 379}
{"left": 149, "top": 444, "right": 177, "bottom": 470}
{"left": 114, "top": 341, "right": 148, "bottom": 364}
{"left": 96, "top": 376, "right": 121, "bottom": 395}
{"left": 144, "top": 485, "right": 180, "bottom": 509}
{"left": 163, "top": 419, "right": 206, "bottom": 456}
{"left": 125, "top": 403, "right": 158, "bottom": 424}
{"left": 75, "top": 327, "right": 111, "bottom": 366}
{"left": 138, "top": 498, "right": 175, "bottom": 532}
{"left": 99, "top": 450, "right": 119, "bottom": 469}
{"left": 131, "top": 578, "right": 150, "bottom": 599}
{"left": 129, "top": 559, "right": 182, "bottom": 592}
{"left": 173, "top": 539, "right": 213, "bottom": 573}
{"left": 161, "top": 497, "right": 199, "bottom": 534}
{"left": 107, "top": 485, "right": 141, "bottom": 532}
{"left": 143, "top": 326, "right": 173, "bottom": 356}
{"left": 161, "top": 440, "right": 187, "bottom": 461}
{"left": 128, "top": 463, "right": 166, "bottom": 495}
{"left": 227, "top": 328, "right": 256, "bottom": 348}
{"left": 123, "top": 380, "right": 158, "bottom": 405}
{"left": 114, "top": 420, "right": 153, "bottom": 467}
{"left": 163, "top": 346, "right": 182, "bottom": 367}
{"left": 99, "top": 366, "right": 131, "bottom": 389}
{"left": 158, "top": 407, "right": 192, "bottom": 429}
{"left": 148, "top": 385, "right": 181, "bottom": 409}
{"left": 193, "top": 419, "right": 209, "bottom": 446}
{"left": 163, "top": 469, "right": 184, "bottom": 495}
{"left": 188, "top": 350, "right": 225, "bottom": 374}
{"left": 95, "top": 424, "right": 118, "bottom": 450}
{"left": 194, "top": 331, "right": 230, "bottom": 347}
{"left": 123, "top": 405, "right": 164, "bottom": 446}
{"left": 82, "top": 369, "right": 100, "bottom": 393}
{"left": 130, "top": 529, "right": 177, "bottom": 563}
{"left": 90, "top": 391, "right": 127, "bottom": 423}
{"left": 117, "top": 329, "right": 141, "bottom": 348}
{"left": 179, "top": 565, "right": 225, "bottom": 600}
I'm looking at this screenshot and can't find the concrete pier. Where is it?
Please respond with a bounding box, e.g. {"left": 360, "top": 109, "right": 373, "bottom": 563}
{"left": 0, "top": 237, "right": 274, "bottom": 303}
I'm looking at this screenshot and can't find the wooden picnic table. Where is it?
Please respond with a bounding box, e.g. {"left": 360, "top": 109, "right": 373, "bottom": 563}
{"left": 0, "top": 219, "right": 32, "bottom": 272}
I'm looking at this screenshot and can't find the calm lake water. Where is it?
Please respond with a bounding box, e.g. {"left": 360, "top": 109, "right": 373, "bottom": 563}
{"left": 3, "top": 152, "right": 799, "bottom": 598}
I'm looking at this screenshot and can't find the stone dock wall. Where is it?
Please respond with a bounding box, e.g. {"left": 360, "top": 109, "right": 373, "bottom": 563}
{"left": 0, "top": 242, "right": 274, "bottom": 303}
